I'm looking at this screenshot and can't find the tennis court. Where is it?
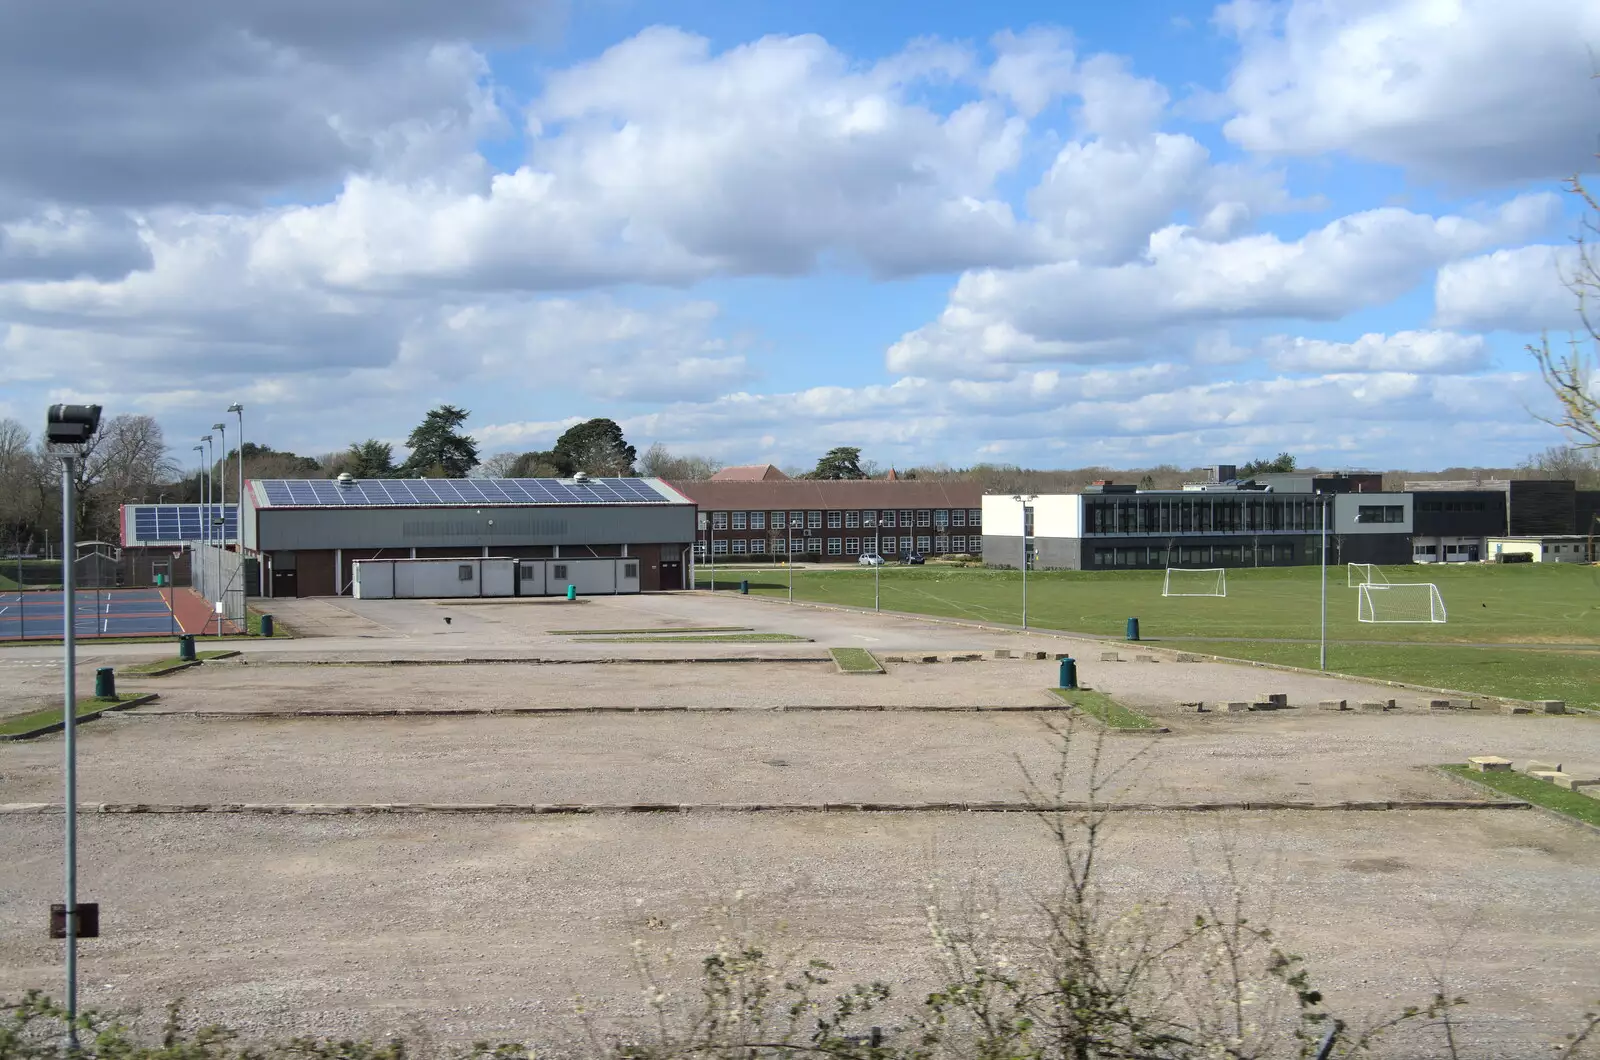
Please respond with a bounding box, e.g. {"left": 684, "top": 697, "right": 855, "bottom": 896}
{"left": 0, "top": 588, "right": 195, "bottom": 639}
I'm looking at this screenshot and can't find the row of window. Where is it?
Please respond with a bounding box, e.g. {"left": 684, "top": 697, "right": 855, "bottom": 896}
{"left": 696, "top": 536, "right": 982, "bottom": 557}
{"left": 1090, "top": 542, "right": 1299, "bottom": 567}
{"left": 1415, "top": 500, "right": 1491, "bottom": 513}
{"left": 1355, "top": 505, "right": 1406, "bottom": 524}
{"left": 1084, "top": 497, "right": 1324, "bottom": 535}
{"left": 707, "top": 509, "right": 982, "bottom": 531}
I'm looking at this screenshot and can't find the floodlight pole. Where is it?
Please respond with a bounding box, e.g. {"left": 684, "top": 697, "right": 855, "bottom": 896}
{"left": 1014, "top": 495, "right": 1036, "bottom": 631}
{"left": 1319, "top": 494, "right": 1329, "bottom": 672}
{"left": 60, "top": 453, "right": 81, "bottom": 1047}
{"left": 230, "top": 403, "right": 244, "bottom": 567}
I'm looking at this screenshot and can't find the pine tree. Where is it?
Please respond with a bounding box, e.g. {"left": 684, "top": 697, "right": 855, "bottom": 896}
{"left": 400, "top": 406, "right": 479, "bottom": 478}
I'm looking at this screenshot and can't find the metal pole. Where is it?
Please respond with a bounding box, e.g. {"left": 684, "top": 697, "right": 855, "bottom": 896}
{"left": 60, "top": 453, "right": 80, "bottom": 1046}
{"left": 1320, "top": 495, "right": 1328, "bottom": 671}
{"left": 232, "top": 405, "right": 244, "bottom": 561}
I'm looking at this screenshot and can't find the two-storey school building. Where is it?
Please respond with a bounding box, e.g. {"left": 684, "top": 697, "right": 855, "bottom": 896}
{"left": 667, "top": 479, "right": 985, "bottom": 562}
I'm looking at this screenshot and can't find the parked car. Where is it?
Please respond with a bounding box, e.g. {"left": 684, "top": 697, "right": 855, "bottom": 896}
{"left": 901, "top": 551, "right": 925, "bottom": 565}
{"left": 858, "top": 553, "right": 885, "bottom": 566}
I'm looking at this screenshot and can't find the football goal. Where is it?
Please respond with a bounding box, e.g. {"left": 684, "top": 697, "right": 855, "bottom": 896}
{"left": 1163, "top": 567, "right": 1226, "bottom": 597}
{"left": 1357, "top": 583, "right": 1447, "bottom": 624}
{"left": 1347, "top": 562, "right": 1389, "bottom": 588}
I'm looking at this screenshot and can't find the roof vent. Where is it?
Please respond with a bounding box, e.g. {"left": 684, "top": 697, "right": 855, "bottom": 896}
{"left": 337, "top": 472, "right": 354, "bottom": 488}
{"left": 573, "top": 471, "right": 590, "bottom": 484}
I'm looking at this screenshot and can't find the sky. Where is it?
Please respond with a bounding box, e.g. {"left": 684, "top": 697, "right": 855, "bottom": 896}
{"left": 1, "top": 0, "right": 1598, "bottom": 473}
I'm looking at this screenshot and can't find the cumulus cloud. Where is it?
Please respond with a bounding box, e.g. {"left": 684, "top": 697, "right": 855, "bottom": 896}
{"left": 890, "top": 194, "right": 1557, "bottom": 374}
{"left": 0, "top": 1, "right": 540, "bottom": 209}
{"left": 0, "top": 209, "right": 151, "bottom": 282}
{"left": 1434, "top": 244, "right": 1583, "bottom": 332}
{"left": 1263, "top": 329, "right": 1490, "bottom": 373}
{"left": 1219, "top": 0, "right": 1600, "bottom": 182}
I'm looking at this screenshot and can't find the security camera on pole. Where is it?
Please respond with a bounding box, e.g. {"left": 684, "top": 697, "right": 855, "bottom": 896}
{"left": 45, "top": 403, "right": 103, "bottom": 1050}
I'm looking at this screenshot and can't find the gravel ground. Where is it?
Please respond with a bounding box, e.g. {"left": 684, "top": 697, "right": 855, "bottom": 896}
{"left": 1, "top": 811, "right": 1596, "bottom": 1057}
{"left": 3, "top": 704, "right": 1595, "bottom": 806}
{"left": 98, "top": 659, "right": 1061, "bottom": 713}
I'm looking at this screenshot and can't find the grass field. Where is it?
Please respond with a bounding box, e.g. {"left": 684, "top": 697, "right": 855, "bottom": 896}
{"left": 697, "top": 563, "right": 1600, "bottom": 704}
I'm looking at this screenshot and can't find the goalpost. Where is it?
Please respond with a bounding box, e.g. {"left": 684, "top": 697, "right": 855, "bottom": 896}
{"left": 1163, "top": 567, "right": 1226, "bottom": 597}
{"left": 1346, "top": 562, "right": 1388, "bottom": 588}
{"left": 1358, "top": 583, "right": 1447, "bottom": 623}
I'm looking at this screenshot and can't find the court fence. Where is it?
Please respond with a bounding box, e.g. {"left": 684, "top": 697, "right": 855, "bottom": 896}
{"left": 4, "top": 549, "right": 194, "bottom": 591}
{"left": 192, "top": 544, "right": 247, "bottom": 632}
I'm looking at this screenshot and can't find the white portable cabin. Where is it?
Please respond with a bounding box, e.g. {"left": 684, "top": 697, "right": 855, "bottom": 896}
{"left": 352, "top": 557, "right": 516, "bottom": 599}
{"left": 353, "top": 556, "right": 642, "bottom": 599}
{"left": 516, "top": 557, "right": 641, "bottom": 596}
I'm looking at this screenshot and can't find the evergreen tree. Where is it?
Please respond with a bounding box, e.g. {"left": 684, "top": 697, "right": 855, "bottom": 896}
{"left": 552, "top": 418, "right": 636, "bottom": 476}
{"left": 808, "top": 446, "right": 867, "bottom": 480}
{"left": 345, "top": 439, "right": 396, "bottom": 478}
{"left": 400, "top": 406, "right": 479, "bottom": 478}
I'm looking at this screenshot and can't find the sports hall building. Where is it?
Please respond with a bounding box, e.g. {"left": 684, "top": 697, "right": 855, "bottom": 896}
{"left": 238, "top": 476, "right": 696, "bottom": 597}
{"left": 669, "top": 478, "right": 985, "bottom": 561}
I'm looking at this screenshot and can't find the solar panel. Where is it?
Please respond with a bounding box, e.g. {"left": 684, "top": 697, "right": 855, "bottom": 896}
{"left": 125, "top": 504, "right": 238, "bottom": 544}
{"left": 250, "top": 477, "right": 675, "bottom": 507}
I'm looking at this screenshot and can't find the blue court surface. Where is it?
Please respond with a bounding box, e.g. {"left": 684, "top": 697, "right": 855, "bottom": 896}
{"left": 0, "top": 589, "right": 183, "bottom": 639}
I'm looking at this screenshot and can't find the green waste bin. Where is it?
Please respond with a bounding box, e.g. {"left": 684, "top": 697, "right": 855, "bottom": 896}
{"left": 566, "top": 584, "right": 576, "bottom": 601}
{"left": 94, "top": 667, "right": 116, "bottom": 700}
{"left": 740, "top": 579, "right": 749, "bottom": 595}
{"left": 1125, "top": 617, "right": 1140, "bottom": 642}
{"left": 259, "top": 614, "right": 274, "bottom": 638}
{"left": 178, "top": 634, "right": 196, "bottom": 661}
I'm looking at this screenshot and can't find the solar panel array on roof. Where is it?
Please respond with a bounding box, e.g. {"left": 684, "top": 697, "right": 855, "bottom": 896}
{"left": 254, "top": 478, "right": 676, "bottom": 508}
{"left": 129, "top": 505, "right": 238, "bottom": 544}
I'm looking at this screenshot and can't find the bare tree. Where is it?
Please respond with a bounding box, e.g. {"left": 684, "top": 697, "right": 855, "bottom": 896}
{"left": 638, "top": 442, "right": 724, "bottom": 480}
{"left": 472, "top": 451, "right": 522, "bottom": 478}
{"left": 1530, "top": 137, "right": 1600, "bottom": 448}
{"left": 1519, "top": 444, "right": 1600, "bottom": 487}
{"left": 35, "top": 413, "right": 178, "bottom": 540}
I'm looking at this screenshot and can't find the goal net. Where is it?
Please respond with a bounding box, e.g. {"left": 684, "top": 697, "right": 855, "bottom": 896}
{"left": 1163, "top": 567, "right": 1226, "bottom": 597}
{"left": 1357, "top": 583, "right": 1446, "bottom": 624}
{"left": 1347, "top": 562, "right": 1389, "bottom": 588}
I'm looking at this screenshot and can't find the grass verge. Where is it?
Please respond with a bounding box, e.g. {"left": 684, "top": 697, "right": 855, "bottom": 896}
{"left": 1048, "top": 687, "right": 1159, "bottom": 731}
{"left": 582, "top": 633, "right": 811, "bottom": 643}
{"left": 1439, "top": 763, "right": 1600, "bottom": 828}
{"left": 1174, "top": 640, "right": 1600, "bottom": 709}
{"left": 829, "top": 647, "right": 883, "bottom": 673}
{"left": 0, "top": 694, "right": 149, "bottom": 737}
{"left": 122, "top": 650, "right": 235, "bottom": 674}
{"left": 552, "top": 626, "right": 751, "bottom": 635}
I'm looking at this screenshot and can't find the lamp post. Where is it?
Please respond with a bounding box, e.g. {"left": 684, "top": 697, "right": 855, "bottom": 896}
{"left": 865, "top": 515, "right": 880, "bottom": 611}
{"left": 228, "top": 404, "right": 243, "bottom": 557}
{"left": 200, "top": 435, "right": 213, "bottom": 553}
{"left": 45, "top": 403, "right": 102, "bottom": 1049}
{"left": 1319, "top": 494, "right": 1330, "bottom": 672}
{"left": 1013, "top": 494, "right": 1037, "bottom": 630}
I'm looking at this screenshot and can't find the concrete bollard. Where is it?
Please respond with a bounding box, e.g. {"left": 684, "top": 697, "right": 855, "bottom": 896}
{"left": 1100, "top": 651, "right": 1121, "bottom": 662}
{"left": 1468, "top": 756, "right": 1512, "bottom": 772}
{"left": 1538, "top": 700, "right": 1567, "bottom": 714}
{"left": 1225, "top": 702, "right": 1250, "bottom": 713}
{"left": 1359, "top": 701, "right": 1388, "bottom": 713}
{"left": 1318, "top": 699, "right": 1348, "bottom": 711}
{"left": 993, "top": 649, "right": 1013, "bottom": 659}
{"left": 1525, "top": 761, "right": 1562, "bottom": 774}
